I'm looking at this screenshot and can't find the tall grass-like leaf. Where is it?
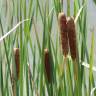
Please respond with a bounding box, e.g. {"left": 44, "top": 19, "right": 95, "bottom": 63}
{"left": 40, "top": 4, "right": 47, "bottom": 96}
{"left": 0, "top": 48, "right": 4, "bottom": 96}
{"left": 89, "top": 32, "right": 95, "bottom": 95}
{"left": 28, "top": 0, "right": 33, "bottom": 17}
{"left": 74, "top": 0, "right": 79, "bottom": 17}
{"left": 93, "top": 0, "right": 96, "bottom": 5}
{"left": 33, "top": 19, "right": 41, "bottom": 56}
{"left": 36, "top": 0, "right": 43, "bottom": 22}
{"left": 67, "top": 0, "right": 70, "bottom": 16}
{"left": 0, "top": 17, "right": 12, "bottom": 96}
{"left": 79, "top": 2, "right": 89, "bottom": 91}
{"left": 91, "top": 87, "right": 96, "bottom": 96}
{"left": 74, "top": 5, "right": 84, "bottom": 23}
{"left": 53, "top": 0, "right": 62, "bottom": 17}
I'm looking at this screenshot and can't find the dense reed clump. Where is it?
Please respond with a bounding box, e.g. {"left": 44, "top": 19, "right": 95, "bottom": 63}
{"left": 58, "top": 12, "right": 69, "bottom": 57}
{"left": 0, "top": 0, "right": 95, "bottom": 95}
{"left": 44, "top": 48, "right": 52, "bottom": 83}
{"left": 67, "top": 17, "right": 78, "bottom": 80}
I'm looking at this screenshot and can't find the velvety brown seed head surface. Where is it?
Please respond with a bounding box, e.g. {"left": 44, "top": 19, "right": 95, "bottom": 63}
{"left": 14, "top": 48, "right": 20, "bottom": 79}
{"left": 67, "top": 17, "right": 77, "bottom": 60}
{"left": 58, "top": 12, "right": 69, "bottom": 57}
{"left": 44, "top": 48, "right": 51, "bottom": 83}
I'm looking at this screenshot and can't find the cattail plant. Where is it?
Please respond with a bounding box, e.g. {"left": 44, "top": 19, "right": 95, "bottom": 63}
{"left": 13, "top": 48, "right": 20, "bottom": 79}
{"left": 67, "top": 17, "right": 78, "bottom": 61}
{"left": 67, "top": 17, "right": 78, "bottom": 80}
{"left": 11, "top": 48, "right": 31, "bottom": 96}
{"left": 58, "top": 12, "right": 69, "bottom": 58}
{"left": 58, "top": 12, "right": 69, "bottom": 78}
{"left": 11, "top": 48, "right": 20, "bottom": 96}
{"left": 44, "top": 48, "right": 52, "bottom": 83}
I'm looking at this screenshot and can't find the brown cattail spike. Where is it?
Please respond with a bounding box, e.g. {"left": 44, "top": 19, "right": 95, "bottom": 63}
{"left": 11, "top": 48, "right": 20, "bottom": 96}
{"left": 58, "top": 12, "right": 69, "bottom": 57}
{"left": 44, "top": 48, "right": 51, "bottom": 83}
{"left": 67, "top": 17, "right": 78, "bottom": 80}
{"left": 13, "top": 48, "right": 20, "bottom": 79}
{"left": 12, "top": 48, "right": 31, "bottom": 96}
{"left": 67, "top": 17, "right": 78, "bottom": 60}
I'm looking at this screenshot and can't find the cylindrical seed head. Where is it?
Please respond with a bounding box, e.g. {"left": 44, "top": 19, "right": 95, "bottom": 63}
{"left": 67, "top": 17, "right": 77, "bottom": 60}
{"left": 44, "top": 48, "right": 51, "bottom": 83}
{"left": 11, "top": 48, "right": 20, "bottom": 96}
{"left": 13, "top": 48, "right": 20, "bottom": 79}
{"left": 58, "top": 12, "right": 69, "bottom": 57}
{"left": 67, "top": 17, "right": 78, "bottom": 80}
